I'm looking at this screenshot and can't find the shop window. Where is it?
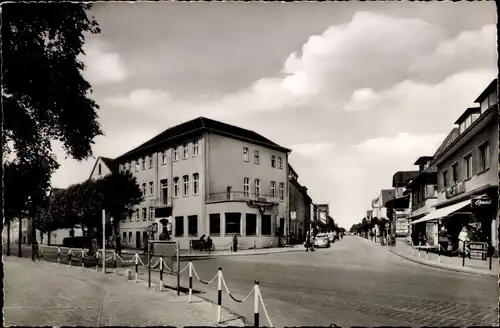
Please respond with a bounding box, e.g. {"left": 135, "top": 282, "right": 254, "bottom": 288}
{"left": 261, "top": 214, "right": 272, "bottom": 235}
{"left": 225, "top": 212, "right": 241, "bottom": 234}
{"left": 478, "top": 141, "right": 490, "bottom": 172}
{"left": 209, "top": 213, "right": 221, "bottom": 235}
{"left": 188, "top": 215, "right": 198, "bottom": 236}
{"left": 128, "top": 232, "right": 132, "bottom": 243}
{"left": 175, "top": 216, "right": 184, "bottom": 237}
{"left": 246, "top": 213, "right": 257, "bottom": 236}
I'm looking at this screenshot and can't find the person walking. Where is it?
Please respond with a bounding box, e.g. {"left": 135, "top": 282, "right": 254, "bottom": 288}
{"left": 232, "top": 234, "right": 238, "bottom": 252}
{"left": 32, "top": 240, "right": 39, "bottom": 261}
{"left": 206, "top": 236, "right": 213, "bottom": 253}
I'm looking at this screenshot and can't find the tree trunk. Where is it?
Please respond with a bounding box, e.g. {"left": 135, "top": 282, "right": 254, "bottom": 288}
{"left": 48, "top": 230, "right": 52, "bottom": 245}
{"left": 81, "top": 223, "right": 86, "bottom": 237}
{"left": 18, "top": 217, "right": 22, "bottom": 257}
{"left": 7, "top": 219, "right": 11, "bottom": 256}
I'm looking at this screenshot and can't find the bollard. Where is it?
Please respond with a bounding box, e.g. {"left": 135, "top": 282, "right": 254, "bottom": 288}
{"left": 254, "top": 280, "right": 260, "bottom": 327}
{"left": 135, "top": 253, "right": 139, "bottom": 283}
{"left": 160, "top": 256, "right": 164, "bottom": 292}
{"left": 462, "top": 242, "right": 465, "bottom": 267}
{"left": 254, "top": 240, "right": 256, "bottom": 251}
{"left": 489, "top": 254, "right": 492, "bottom": 270}
{"left": 57, "top": 247, "right": 61, "bottom": 265}
{"left": 426, "top": 248, "right": 429, "bottom": 260}
{"left": 81, "top": 249, "right": 85, "bottom": 268}
{"left": 418, "top": 248, "right": 421, "bottom": 258}
{"left": 113, "top": 251, "right": 117, "bottom": 275}
{"left": 68, "top": 248, "right": 72, "bottom": 267}
{"left": 217, "top": 267, "right": 222, "bottom": 323}
{"left": 96, "top": 251, "right": 99, "bottom": 271}
{"left": 188, "top": 260, "right": 193, "bottom": 303}
{"left": 148, "top": 257, "right": 152, "bottom": 289}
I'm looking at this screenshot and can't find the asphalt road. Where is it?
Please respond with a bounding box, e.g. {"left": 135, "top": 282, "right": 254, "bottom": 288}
{"left": 164, "top": 236, "right": 498, "bottom": 327}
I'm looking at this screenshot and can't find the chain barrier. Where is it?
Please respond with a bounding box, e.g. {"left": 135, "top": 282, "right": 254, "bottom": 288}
{"left": 257, "top": 284, "right": 274, "bottom": 327}
{"left": 221, "top": 274, "right": 254, "bottom": 303}
{"left": 191, "top": 264, "right": 218, "bottom": 285}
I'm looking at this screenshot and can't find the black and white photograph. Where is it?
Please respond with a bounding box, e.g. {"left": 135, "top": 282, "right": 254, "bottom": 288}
{"left": 2, "top": 1, "right": 499, "bottom": 327}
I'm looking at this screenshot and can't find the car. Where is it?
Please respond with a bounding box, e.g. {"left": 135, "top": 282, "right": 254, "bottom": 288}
{"left": 313, "top": 233, "right": 331, "bottom": 248}
{"left": 327, "top": 232, "right": 335, "bottom": 242}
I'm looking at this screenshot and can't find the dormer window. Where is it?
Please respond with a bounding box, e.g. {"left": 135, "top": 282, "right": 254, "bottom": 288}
{"left": 98, "top": 163, "right": 102, "bottom": 175}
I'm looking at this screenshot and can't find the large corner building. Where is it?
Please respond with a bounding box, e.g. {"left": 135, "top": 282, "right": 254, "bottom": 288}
{"left": 92, "top": 117, "right": 291, "bottom": 250}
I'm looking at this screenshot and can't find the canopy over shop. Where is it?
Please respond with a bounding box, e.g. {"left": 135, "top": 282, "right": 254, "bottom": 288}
{"left": 410, "top": 186, "right": 497, "bottom": 251}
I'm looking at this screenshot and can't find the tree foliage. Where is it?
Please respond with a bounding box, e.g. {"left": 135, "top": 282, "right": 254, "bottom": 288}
{"left": 3, "top": 3, "right": 102, "bottom": 219}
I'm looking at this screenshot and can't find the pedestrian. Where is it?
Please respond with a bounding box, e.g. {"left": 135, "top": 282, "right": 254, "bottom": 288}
{"left": 143, "top": 234, "right": 149, "bottom": 255}
{"left": 115, "top": 234, "right": 122, "bottom": 256}
{"left": 32, "top": 240, "right": 39, "bottom": 261}
{"left": 304, "top": 231, "right": 311, "bottom": 252}
{"left": 206, "top": 236, "right": 213, "bottom": 253}
{"left": 200, "top": 234, "right": 206, "bottom": 242}
{"left": 458, "top": 226, "right": 470, "bottom": 258}
{"left": 232, "top": 234, "right": 238, "bottom": 252}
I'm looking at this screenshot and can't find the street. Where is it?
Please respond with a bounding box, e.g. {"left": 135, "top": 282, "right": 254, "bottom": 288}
{"left": 171, "top": 236, "right": 497, "bottom": 327}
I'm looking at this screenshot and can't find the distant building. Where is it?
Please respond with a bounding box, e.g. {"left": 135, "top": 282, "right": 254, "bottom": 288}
{"left": 385, "top": 171, "right": 418, "bottom": 237}
{"left": 288, "top": 164, "right": 310, "bottom": 242}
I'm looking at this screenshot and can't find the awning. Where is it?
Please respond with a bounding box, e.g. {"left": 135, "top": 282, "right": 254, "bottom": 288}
{"left": 410, "top": 199, "right": 470, "bottom": 225}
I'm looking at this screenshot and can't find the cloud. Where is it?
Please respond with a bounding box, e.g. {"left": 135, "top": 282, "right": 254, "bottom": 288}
{"left": 81, "top": 40, "right": 129, "bottom": 85}
{"left": 344, "top": 69, "right": 495, "bottom": 113}
{"left": 287, "top": 142, "right": 336, "bottom": 158}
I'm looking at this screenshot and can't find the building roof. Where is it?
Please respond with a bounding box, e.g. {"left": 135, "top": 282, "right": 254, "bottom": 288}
{"left": 117, "top": 117, "right": 291, "bottom": 161}
{"left": 474, "top": 78, "right": 497, "bottom": 103}
{"left": 288, "top": 163, "right": 298, "bottom": 179}
{"left": 454, "top": 107, "right": 480, "bottom": 125}
{"left": 381, "top": 189, "right": 395, "bottom": 204}
{"left": 432, "top": 128, "right": 460, "bottom": 159}
{"left": 413, "top": 156, "right": 434, "bottom": 165}
{"left": 392, "top": 171, "right": 419, "bottom": 187}
{"left": 101, "top": 157, "right": 118, "bottom": 173}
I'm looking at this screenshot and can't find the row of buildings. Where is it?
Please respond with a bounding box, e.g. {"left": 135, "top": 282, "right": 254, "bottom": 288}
{"left": 7, "top": 117, "right": 334, "bottom": 250}
{"left": 365, "top": 79, "right": 498, "bottom": 251}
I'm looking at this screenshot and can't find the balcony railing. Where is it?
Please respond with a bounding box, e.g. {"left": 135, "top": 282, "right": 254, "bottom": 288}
{"left": 207, "top": 191, "right": 280, "bottom": 203}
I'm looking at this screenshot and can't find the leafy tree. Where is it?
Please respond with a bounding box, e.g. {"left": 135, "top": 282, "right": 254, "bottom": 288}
{"left": 96, "top": 171, "right": 144, "bottom": 234}
{"left": 3, "top": 3, "right": 103, "bottom": 233}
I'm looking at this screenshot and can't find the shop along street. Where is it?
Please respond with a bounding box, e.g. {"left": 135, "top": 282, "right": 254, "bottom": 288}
{"left": 135, "top": 236, "right": 498, "bottom": 327}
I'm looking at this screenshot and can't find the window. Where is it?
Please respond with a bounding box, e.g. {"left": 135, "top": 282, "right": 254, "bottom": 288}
{"left": 278, "top": 157, "right": 283, "bottom": 169}
{"left": 255, "top": 179, "right": 260, "bottom": 197}
{"left": 183, "top": 143, "right": 188, "bottom": 159}
{"left": 161, "top": 180, "right": 168, "bottom": 204}
{"left": 136, "top": 160, "right": 140, "bottom": 172}
{"left": 270, "top": 181, "right": 276, "bottom": 198}
{"left": 279, "top": 182, "right": 284, "bottom": 201}
{"left": 243, "top": 147, "right": 249, "bottom": 162}
{"left": 246, "top": 213, "right": 257, "bottom": 236}
{"left": 131, "top": 210, "right": 135, "bottom": 221}
{"left": 193, "top": 173, "right": 199, "bottom": 195}
{"left": 271, "top": 155, "right": 276, "bottom": 168}
{"left": 459, "top": 121, "right": 466, "bottom": 134}
{"left": 123, "top": 232, "right": 127, "bottom": 243}
{"left": 173, "top": 177, "right": 179, "bottom": 198}
{"left": 254, "top": 150, "right": 260, "bottom": 164}
{"left": 142, "top": 208, "right": 147, "bottom": 221}
{"left": 463, "top": 154, "right": 472, "bottom": 179}
{"left": 173, "top": 147, "right": 179, "bottom": 161}
{"left": 162, "top": 151, "right": 167, "bottom": 165}
{"left": 128, "top": 232, "right": 132, "bottom": 243}
{"left": 149, "top": 182, "right": 154, "bottom": 196}
{"left": 478, "top": 142, "right": 490, "bottom": 172}
{"left": 98, "top": 163, "right": 102, "bottom": 175}
{"left": 209, "top": 214, "right": 221, "bottom": 235}
{"left": 243, "top": 177, "right": 250, "bottom": 197}
{"left": 193, "top": 140, "right": 199, "bottom": 157}
{"left": 149, "top": 208, "right": 155, "bottom": 221}
{"left": 149, "top": 155, "right": 153, "bottom": 168}
{"left": 225, "top": 212, "right": 241, "bottom": 234}
{"left": 451, "top": 163, "right": 459, "bottom": 185}
{"left": 261, "top": 214, "right": 272, "bottom": 235}
{"left": 183, "top": 175, "right": 189, "bottom": 196}
{"left": 442, "top": 170, "right": 449, "bottom": 189}
{"left": 175, "top": 216, "right": 184, "bottom": 237}
{"left": 142, "top": 183, "right": 147, "bottom": 196}
{"left": 188, "top": 215, "right": 198, "bottom": 236}
{"left": 142, "top": 231, "right": 147, "bottom": 246}
{"left": 133, "top": 209, "right": 139, "bottom": 221}
{"left": 142, "top": 158, "right": 146, "bottom": 170}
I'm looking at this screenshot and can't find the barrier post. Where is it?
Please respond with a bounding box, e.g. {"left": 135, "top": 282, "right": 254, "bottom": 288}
{"left": 418, "top": 247, "right": 421, "bottom": 258}
{"left": 426, "top": 247, "right": 429, "bottom": 260}
{"left": 135, "top": 253, "right": 139, "bottom": 283}
{"left": 96, "top": 251, "right": 99, "bottom": 271}
{"left": 113, "top": 251, "right": 117, "bottom": 275}
{"left": 81, "top": 249, "right": 85, "bottom": 268}
{"left": 68, "top": 248, "right": 72, "bottom": 267}
{"left": 438, "top": 242, "right": 441, "bottom": 263}
{"left": 57, "top": 247, "right": 61, "bottom": 265}
{"left": 148, "top": 259, "right": 151, "bottom": 289}
{"left": 217, "top": 267, "right": 222, "bottom": 324}
{"left": 188, "top": 261, "right": 193, "bottom": 303}
{"left": 159, "top": 256, "right": 164, "bottom": 292}
{"left": 489, "top": 254, "right": 492, "bottom": 270}
{"left": 462, "top": 242, "right": 465, "bottom": 267}
{"left": 254, "top": 240, "right": 256, "bottom": 251}
{"left": 254, "top": 280, "right": 260, "bottom": 328}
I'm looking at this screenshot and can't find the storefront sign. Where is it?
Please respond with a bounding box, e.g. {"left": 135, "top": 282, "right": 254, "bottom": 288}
{"left": 471, "top": 196, "right": 493, "bottom": 209}
{"left": 468, "top": 242, "right": 488, "bottom": 261}
{"left": 290, "top": 211, "right": 297, "bottom": 220}
{"left": 445, "top": 183, "right": 466, "bottom": 199}
{"left": 247, "top": 200, "right": 274, "bottom": 214}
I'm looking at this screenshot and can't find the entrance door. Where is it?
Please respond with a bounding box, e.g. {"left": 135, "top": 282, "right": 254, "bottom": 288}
{"left": 280, "top": 217, "right": 285, "bottom": 236}
{"left": 136, "top": 231, "right": 141, "bottom": 249}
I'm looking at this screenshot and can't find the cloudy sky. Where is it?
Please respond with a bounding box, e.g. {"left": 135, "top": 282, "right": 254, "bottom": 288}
{"left": 51, "top": 2, "right": 496, "bottom": 229}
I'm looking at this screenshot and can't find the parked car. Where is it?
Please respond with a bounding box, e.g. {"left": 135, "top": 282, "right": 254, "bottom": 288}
{"left": 314, "top": 233, "right": 331, "bottom": 248}
{"left": 327, "top": 232, "right": 335, "bottom": 242}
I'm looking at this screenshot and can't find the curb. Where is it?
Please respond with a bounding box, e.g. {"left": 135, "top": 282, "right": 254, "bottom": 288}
{"left": 180, "top": 247, "right": 303, "bottom": 260}
{"left": 359, "top": 237, "right": 497, "bottom": 278}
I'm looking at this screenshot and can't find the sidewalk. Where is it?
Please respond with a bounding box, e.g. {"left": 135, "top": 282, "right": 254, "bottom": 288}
{"left": 360, "top": 236, "right": 498, "bottom": 277}
{"left": 4, "top": 256, "right": 245, "bottom": 327}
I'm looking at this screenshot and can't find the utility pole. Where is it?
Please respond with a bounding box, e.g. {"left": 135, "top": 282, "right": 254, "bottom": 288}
{"left": 18, "top": 217, "right": 22, "bottom": 257}
{"left": 102, "top": 209, "right": 106, "bottom": 274}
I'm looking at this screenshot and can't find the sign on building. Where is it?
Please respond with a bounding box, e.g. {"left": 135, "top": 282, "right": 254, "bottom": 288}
{"left": 468, "top": 242, "right": 488, "bottom": 261}
{"left": 471, "top": 195, "right": 493, "bottom": 209}
{"left": 290, "top": 211, "right": 297, "bottom": 220}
